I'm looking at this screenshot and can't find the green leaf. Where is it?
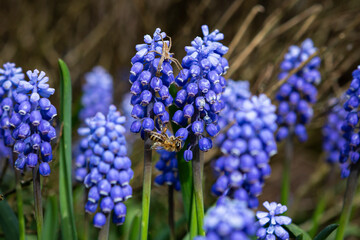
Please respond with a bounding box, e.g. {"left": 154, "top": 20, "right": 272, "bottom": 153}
{"left": 128, "top": 210, "right": 141, "bottom": 240}
{"left": 169, "top": 85, "right": 198, "bottom": 238}
{"left": 284, "top": 223, "right": 311, "bottom": 240}
{"left": 58, "top": 59, "right": 78, "bottom": 240}
{"left": 314, "top": 224, "right": 339, "bottom": 240}
{"left": 42, "top": 195, "right": 59, "bottom": 240}
{"left": 0, "top": 200, "right": 19, "bottom": 240}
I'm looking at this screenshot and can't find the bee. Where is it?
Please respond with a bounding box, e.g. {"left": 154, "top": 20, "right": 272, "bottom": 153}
{"left": 148, "top": 126, "right": 183, "bottom": 152}
{"left": 0, "top": 194, "right": 4, "bottom": 201}
{"left": 148, "top": 33, "right": 182, "bottom": 77}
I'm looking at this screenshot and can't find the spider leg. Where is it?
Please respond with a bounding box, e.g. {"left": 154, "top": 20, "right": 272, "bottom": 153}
{"left": 170, "top": 57, "right": 183, "bottom": 71}
{"left": 166, "top": 36, "right": 172, "bottom": 50}
{"left": 157, "top": 55, "right": 165, "bottom": 76}
{"left": 147, "top": 50, "right": 162, "bottom": 56}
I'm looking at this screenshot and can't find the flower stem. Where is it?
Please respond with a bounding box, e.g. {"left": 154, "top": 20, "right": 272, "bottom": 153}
{"left": 189, "top": 196, "right": 198, "bottom": 239}
{"left": 33, "top": 166, "right": 43, "bottom": 240}
{"left": 281, "top": 133, "right": 293, "bottom": 206}
{"left": 309, "top": 164, "right": 335, "bottom": 237}
{"left": 83, "top": 191, "right": 89, "bottom": 240}
{"left": 335, "top": 161, "right": 360, "bottom": 240}
{"left": 168, "top": 185, "right": 175, "bottom": 240}
{"left": 15, "top": 168, "right": 25, "bottom": 240}
{"left": 192, "top": 142, "right": 205, "bottom": 236}
{"left": 98, "top": 214, "right": 110, "bottom": 240}
{"left": 141, "top": 136, "right": 152, "bottom": 240}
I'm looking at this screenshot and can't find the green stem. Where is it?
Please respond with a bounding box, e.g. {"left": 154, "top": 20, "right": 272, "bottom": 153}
{"left": 309, "top": 191, "right": 328, "bottom": 237}
{"left": 192, "top": 143, "right": 205, "bottom": 236}
{"left": 168, "top": 186, "right": 175, "bottom": 240}
{"left": 189, "top": 194, "right": 198, "bottom": 239}
{"left": 281, "top": 133, "right": 293, "bottom": 205}
{"left": 83, "top": 190, "right": 89, "bottom": 240}
{"left": 141, "top": 136, "right": 152, "bottom": 240}
{"left": 335, "top": 162, "right": 360, "bottom": 240}
{"left": 15, "top": 169, "right": 25, "bottom": 240}
{"left": 98, "top": 214, "right": 110, "bottom": 240}
{"left": 33, "top": 166, "right": 43, "bottom": 240}
{"left": 309, "top": 164, "right": 335, "bottom": 237}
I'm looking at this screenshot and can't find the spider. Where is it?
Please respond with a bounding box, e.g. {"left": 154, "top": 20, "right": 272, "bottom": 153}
{"left": 148, "top": 34, "right": 183, "bottom": 76}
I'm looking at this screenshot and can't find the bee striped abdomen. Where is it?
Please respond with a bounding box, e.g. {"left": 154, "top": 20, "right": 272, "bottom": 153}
{"left": 149, "top": 132, "right": 165, "bottom": 143}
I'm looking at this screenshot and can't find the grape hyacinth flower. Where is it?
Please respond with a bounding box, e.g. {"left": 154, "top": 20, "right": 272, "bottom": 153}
{"left": 340, "top": 66, "right": 360, "bottom": 178}
{"left": 9, "top": 69, "right": 56, "bottom": 176}
{"left": 154, "top": 150, "right": 180, "bottom": 190}
{"left": 79, "top": 66, "right": 113, "bottom": 120}
{"left": 322, "top": 97, "right": 349, "bottom": 177}
{"left": 75, "top": 67, "right": 114, "bottom": 182}
{"left": 121, "top": 93, "right": 134, "bottom": 135}
{"left": 129, "top": 28, "right": 175, "bottom": 137}
{"left": 0, "top": 63, "right": 25, "bottom": 153}
{"left": 195, "top": 197, "right": 256, "bottom": 240}
{"left": 276, "top": 38, "right": 321, "bottom": 142}
{"left": 256, "top": 201, "right": 292, "bottom": 240}
{"left": 79, "top": 105, "right": 133, "bottom": 227}
{"left": 213, "top": 91, "right": 277, "bottom": 208}
{"left": 172, "top": 25, "right": 229, "bottom": 157}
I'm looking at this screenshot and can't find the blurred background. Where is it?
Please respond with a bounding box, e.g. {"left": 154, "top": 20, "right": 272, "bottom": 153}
{"left": 1, "top": 0, "right": 360, "bottom": 239}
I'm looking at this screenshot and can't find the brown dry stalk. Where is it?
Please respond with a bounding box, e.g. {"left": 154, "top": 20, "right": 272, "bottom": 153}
{"left": 227, "top": 9, "right": 282, "bottom": 78}
{"left": 215, "top": 0, "right": 244, "bottom": 30}
{"left": 267, "top": 4, "right": 323, "bottom": 41}
{"left": 226, "top": 5, "right": 265, "bottom": 58}
{"left": 266, "top": 48, "right": 322, "bottom": 97}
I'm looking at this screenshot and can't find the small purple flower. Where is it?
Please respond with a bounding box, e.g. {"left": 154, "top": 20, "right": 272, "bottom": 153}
{"left": 154, "top": 150, "right": 180, "bottom": 190}
{"left": 340, "top": 66, "right": 360, "bottom": 178}
{"left": 174, "top": 25, "right": 229, "bottom": 157}
{"left": 0, "top": 63, "right": 25, "bottom": 156}
{"left": 79, "top": 66, "right": 113, "bottom": 120}
{"left": 256, "top": 201, "right": 292, "bottom": 240}
{"left": 322, "top": 97, "right": 349, "bottom": 178}
{"left": 129, "top": 28, "right": 175, "bottom": 139}
{"left": 275, "top": 39, "right": 321, "bottom": 142}
{"left": 213, "top": 81, "right": 277, "bottom": 209}
{"left": 6, "top": 69, "right": 57, "bottom": 176}
{"left": 198, "top": 197, "right": 256, "bottom": 239}
{"left": 78, "top": 105, "right": 133, "bottom": 227}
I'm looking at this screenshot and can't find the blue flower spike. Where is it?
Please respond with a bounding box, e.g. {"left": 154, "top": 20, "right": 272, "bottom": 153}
{"left": 78, "top": 105, "right": 133, "bottom": 227}
{"left": 0, "top": 62, "right": 25, "bottom": 157}
{"left": 256, "top": 201, "right": 292, "bottom": 240}
{"left": 6, "top": 68, "right": 57, "bottom": 176}
{"left": 212, "top": 80, "right": 277, "bottom": 208}
{"left": 174, "top": 25, "right": 229, "bottom": 157}
{"left": 196, "top": 197, "right": 256, "bottom": 240}
{"left": 275, "top": 39, "right": 321, "bottom": 142}
{"left": 154, "top": 150, "right": 180, "bottom": 190}
{"left": 79, "top": 66, "right": 113, "bottom": 120}
{"left": 129, "top": 28, "right": 175, "bottom": 138}
{"left": 340, "top": 66, "right": 360, "bottom": 178}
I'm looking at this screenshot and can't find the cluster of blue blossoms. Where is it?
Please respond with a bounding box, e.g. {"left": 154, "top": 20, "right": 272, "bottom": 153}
{"left": 256, "top": 201, "right": 292, "bottom": 240}
{"left": 0, "top": 63, "right": 24, "bottom": 159}
{"left": 78, "top": 105, "right": 133, "bottom": 227}
{"left": 75, "top": 67, "right": 114, "bottom": 181}
{"left": 195, "top": 197, "right": 256, "bottom": 240}
{"left": 276, "top": 39, "right": 321, "bottom": 142}
{"left": 79, "top": 66, "right": 113, "bottom": 120}
{"left": 213, "top": 81, "right": 277, "bottom": 208}
{"left": 172, "top": 25, "right": 228, "bottom": 159}
{"left": 322, "top": 97, "right": 349, "bottom": 177}
{"left": 154, "top": 150, "right": 180, "bottom": 190}
{"left": 0, "top": 63, "right": 57, "bottom": 176}
{"left": 340, "top": 66, "right": 360, "bottom": 178}
{"left": 129, "top": 28, "right": 174, "bottom": 137}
